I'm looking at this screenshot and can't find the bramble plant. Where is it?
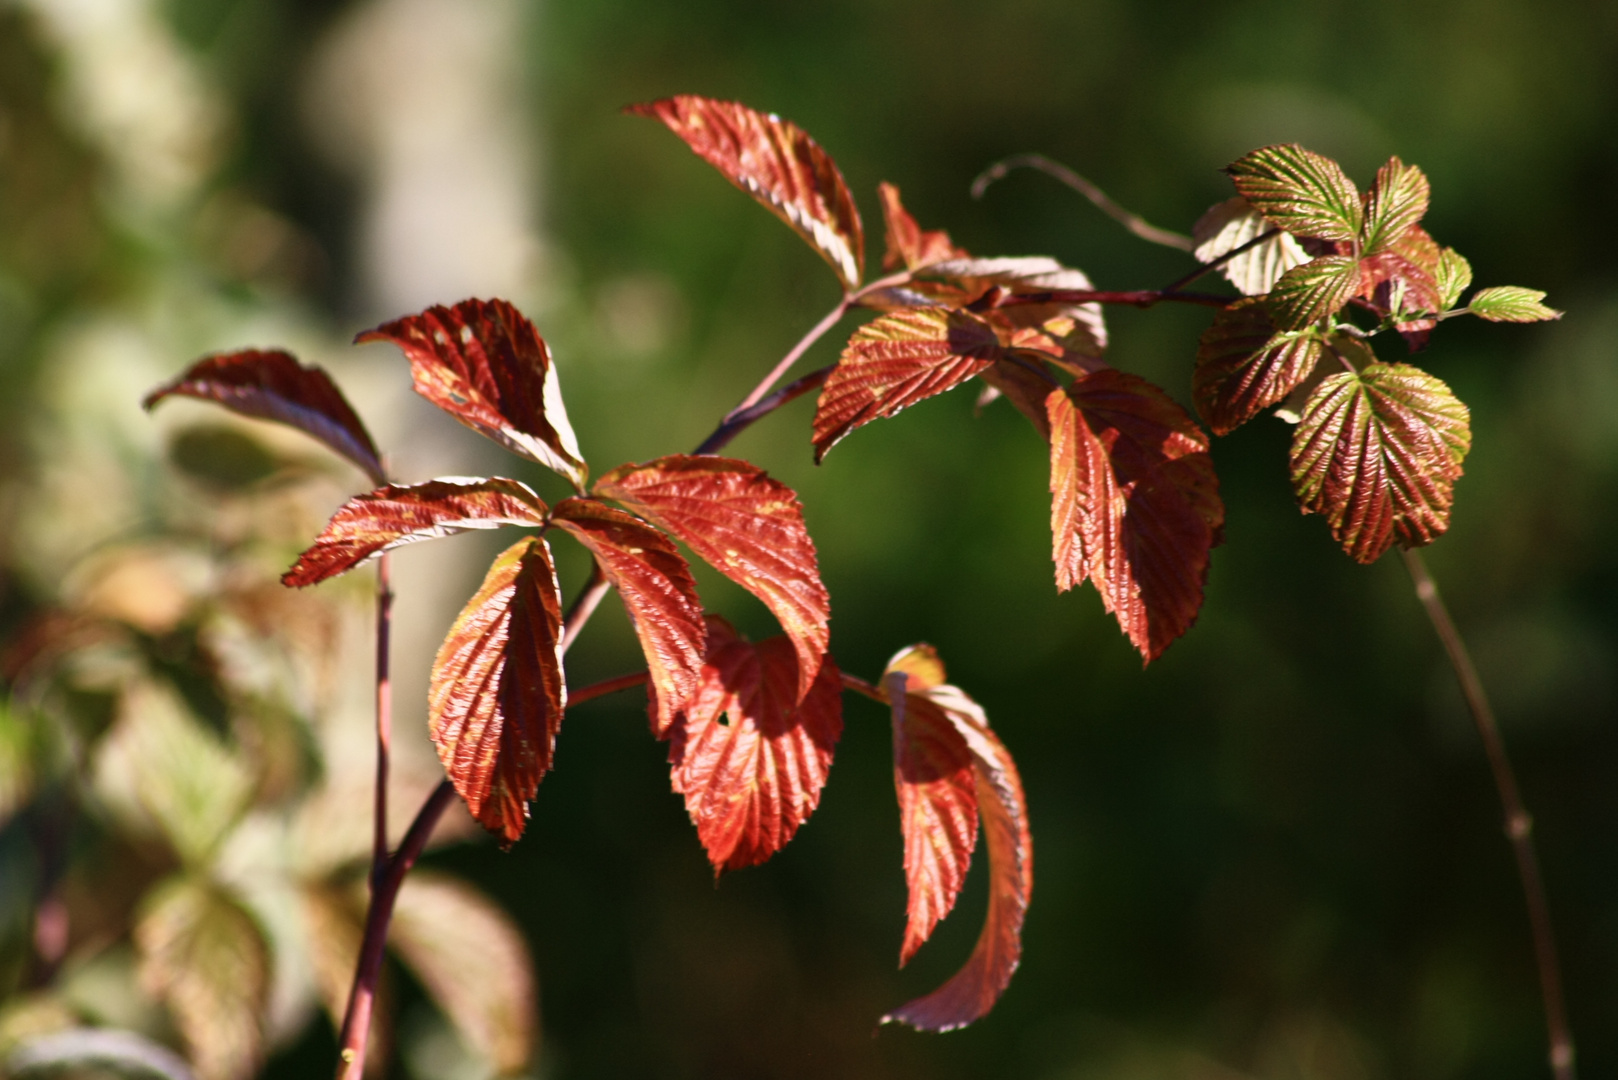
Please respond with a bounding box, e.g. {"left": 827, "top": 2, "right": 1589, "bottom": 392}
{"left": 142, "top": 95, "right": 1567, "bottom": 1079}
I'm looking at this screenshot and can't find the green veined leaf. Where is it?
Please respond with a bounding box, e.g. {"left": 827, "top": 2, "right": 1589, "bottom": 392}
{"left": 1191, "top": 197, "right": 1310, "bottom": 296}
{"left": 1360, "top": 156, "right": 1431, "bottom": 255}
{"left": 1436, "top": 248, "right": 1473, "bottom": 310}
{"left": 1193, "top": 298, "right": 1323, "bottom": 434}
{"left": 1226, "top": 144, "right": 1362, "bottom": 243}
{"left": 1268, "top": 255, "right": 1361, "bottom": 329}
{"left": 1467, "top": 286, "right": 1563, "bottom": 323}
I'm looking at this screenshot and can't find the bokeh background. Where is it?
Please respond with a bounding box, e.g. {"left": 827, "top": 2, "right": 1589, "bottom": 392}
{"left": 2, "top": 0, "right": 1617, "bottom": 1078}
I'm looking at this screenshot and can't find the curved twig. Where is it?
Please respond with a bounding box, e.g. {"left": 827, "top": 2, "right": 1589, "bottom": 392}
{"left": 972, "top": 153, "right": 1194, "bottom": 251}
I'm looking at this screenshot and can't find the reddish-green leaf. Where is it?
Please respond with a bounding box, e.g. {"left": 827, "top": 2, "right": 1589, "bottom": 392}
{"left": 1290, "top": 363, "right": 1472, "bottom": 562}
{"left": 1355, "top": 225, "right": 1444, "bottom": 349}
{"left": 283, "top": 477, "right": 547, "bottom": 587}
{"left": 1360, "top": 156, "right": 1431, "bottom": 255}
{"left": 1467, "top": 286, "right": 1563, "bottom": 323}
{"left": 357, "top": 299, "right": 586, "bottom": 489}
{"left": 1268, "top": 255, "right": 1361, "bottom": 329}
{"left": 593, "top": 456, "right": 829, "bottom": 700}
{"left": 1436, "top": 247, "right": 1473, "bottom": 310}
{"left": 880, "top": 675, "right": 1031, "bottom": 1033}
{"left": 429, "top": 536, "right": 564, "bottom": 843}
{"left": 922, "top": 256, "right": 1108, "bottom": 356}
{"left": 143, "top": 349, "right": 384, "bottom": 484}
{"left": 1226, "top": 144, "right": 1363, "bottom": 243}
{"left": 1194, "top": 298, "right": 1323, "bottom": 434}
{"left": 1191, "top": 197, "right": 1309, "bottom": 296}
{"left": 813, "top": 307, "right": 1001, "bottom": 461}
{"left": 1047, "top": 371, "right": 1223, "bottom": 661}
{"left": 878, "top": 182, "right": 965, "bottom": 271}
{"left": 627, "top": 95, "right": 864, "bottom": 291}
{"left": 549, "top": 497, "right": 705, "bottom": 737}
{"left": 668, "top": 616, "right": 842, "bottom": 873}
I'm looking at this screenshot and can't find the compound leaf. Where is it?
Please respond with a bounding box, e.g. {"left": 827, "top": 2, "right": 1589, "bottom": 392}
{"left": 1191, "top": 197, "right": 1310, "bottom": 296}
{"left": 627, "top": 95, "right": 864, "bottom": 291}
{"left": 1361, "top": 156, "right": 1431, "bottom": 255}
{"left": 1268, "top": 255, "right": 1362, "bottom": 329}
{"left": 1468, "top": 286, "right": 1563, "bottom": 323}
{"left": 429, "top": 536, "right": 564, "bottom": 844}
{"left": 878, "top": 182, "right": 965, "bottom": 271}
{"left": 1226, "top": 144, "right": 1362, "bottom": 243}
{"left": 1194, "top": 298, "right": 1323, "bottom": 434}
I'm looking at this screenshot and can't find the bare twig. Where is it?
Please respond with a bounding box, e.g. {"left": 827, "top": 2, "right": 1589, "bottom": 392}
{"left": 1401, "top": 549, "right": 1575, "bottom": 1080}
{"left": 992, "top": 288, "right": 1231, "bottom": 310}
{"left": 972, "top": 153, "right": 1194, "bottom": 251}
{"left": 560, "top": 561, "right": 610, "bottom": 655}
{"left": 370, "top": 553, "right": 393, "bottom": 889}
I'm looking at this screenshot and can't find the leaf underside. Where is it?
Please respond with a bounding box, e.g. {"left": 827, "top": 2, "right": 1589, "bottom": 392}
{"left": 1191, "top": 197, "right": 1310, "bottom": 296}
{"left": 1194, "top": 299, "right": 1322, "bottom": 434}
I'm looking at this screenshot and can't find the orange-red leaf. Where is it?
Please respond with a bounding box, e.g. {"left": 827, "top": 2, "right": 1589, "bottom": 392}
{"left": 1194, "top": 299, "right": 1323, "bottom": 435}
{"left": 1356, "top": 225, "right": 1443, "bottom": 349}
{"left": 1047, "top": 371, "right": 1223, "bottom": 661}
{"left": 357, "top": 299, "right": 587, "bottom": 489}
{"left": 880, "top": 676, "right": 1032, "bottom": 1032}
{"left": 668, "top": 616, "right": 842, "bottom": 874}
{"left": 813, "top": 307, "right": 1001, "bottom": 461}
{"left": 143, "top": 349, "right": 384, "bottom": 483}
{"left": 923, "top": 256, "right": 1108, "bottom": 358}
{"left": 548, "top": 498, "right": 705, "bottom": 737}
{"left": 283, "top": 477, "right": 548, "bottom": 587}
{"left": 627, "top": 95, "right": 864, "bottom": 291}
{"left": 878, "top": 182, "right": 965, "bottom": 272}
{"left": 593, "top": 456, "right": 829, "bottom": 700}
{"left": 429, "top": 536, "right": 564, "bottom": 844}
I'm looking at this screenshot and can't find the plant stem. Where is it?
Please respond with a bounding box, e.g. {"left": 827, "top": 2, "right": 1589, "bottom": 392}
{"left": 970, "top": 153, "right": 1195, "bottom": 251}
{"left": 569, "top": 670, "right": 650, "bottom": 708}
{"left": 693, "top": 366, "right": 832, "bottom": 455}
{"left": 1400, "top": 548, "right": 1575, "bottom": 1080}
{"left": 993, "top": 288, "right": 1231, "bottom": 310}
{"left": 561, "top": 561, "right": 610, "bottom": 653}
{"left": 371, "top": 553, "right": 393, "bottom": 889}
{"left": 1160, "top": 228, "right": 1282, "bottom": 293}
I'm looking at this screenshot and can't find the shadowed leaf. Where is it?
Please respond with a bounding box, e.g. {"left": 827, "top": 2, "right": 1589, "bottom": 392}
{"left": 1361, "top": 156, "right": 1430, "bottom": 255}
{"left": 143, "top": 350, "right": 384, "bottom": 484}
{"left": 1468, "top": 286, "right": 1563, "bottom": 323}
{"left": 878, "top": 182, "right": 965, "bottom": 271}
{"left": 979, "top": 358, "right": 1058, "bottom": 440}
{"left": 1191, "top": 197, "right": 1310, "bottom": 296}
{"left": 357, "top": 299, "right": 586, "bottom": 489}
{"left": 921, "top": 256, "right": 1108, "bottom": 356}
{"left": 549, "top": 498, "right": 706, "bottom": 736}
{"left": 1194, "top": 298, "right": 1323, "bottom": 434}
{"left": 283, "top": 478, "right": 547, "bottom": 587}
{"left": 429, "top": 536, "right": 564, "bottom": 843}
{"left": 594, "top": 456, "right": 829, "bottom": 700}
{"left": 1268, "top": 255, "right": 1361, "bottom": 329}
{"left": 1227, "top": 144, "right": 1362, "bottom": 243}
{"left": 627, "top": 95, "right": 864, "bottom": 291}
{"left": 1291, "top": 363, "right": 1471, "bottom": 562}
{"left": 667, "top": 616, "right": 842, "bottom": 873}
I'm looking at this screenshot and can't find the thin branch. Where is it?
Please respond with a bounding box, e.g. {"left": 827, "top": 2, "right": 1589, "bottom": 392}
{"left": 569, "top": 670, "right": 651, "bottom": 708}
{"left": 370, "top": 553, "right": 393, "bottom": 889}
{"left": 560, "top": 561, "right": 610, "bottom": 655}
{"left": 992, "top": 288, "right": 1232, "bottom": 310}
{"left": 839, "top": 671, "right": 887, "bottom": 704}
{"left": 693, "top": 365, "right": 833, "bottom": 455}
{"left": 1401, "top": 549, "right": 1576, "bottom": 1080}
{"left": 972, "top": 153, "right": 1194, "bottom": 251}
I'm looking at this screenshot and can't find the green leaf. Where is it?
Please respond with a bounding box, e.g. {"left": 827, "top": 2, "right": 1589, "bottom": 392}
{"left": 1194, "top": 298, "right": 1323, "bottom": 434}
{"left": 1268, "top": 255, "right": 1361, "bottom": 329}
{"left": 1226, "top": 144, "right": 1362, "bottom": 243}
{"left": 1468, "top": 286, "right": 1562, "bottom": 323}
{"left": 1436, "top": 248, "right": 1473, "bottom": 310}
{"left": 1360, "top": 156, "right": 1430, "bottom": 255}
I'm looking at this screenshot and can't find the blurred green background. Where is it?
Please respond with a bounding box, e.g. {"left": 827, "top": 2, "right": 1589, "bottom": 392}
{"left": 2, "top": 0, "right": 1616, "bottom": 1078}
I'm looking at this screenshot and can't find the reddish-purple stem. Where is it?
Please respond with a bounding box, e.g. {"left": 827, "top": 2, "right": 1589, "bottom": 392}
{"left": 371, "top": 552, "right": 393, "bottom": 888}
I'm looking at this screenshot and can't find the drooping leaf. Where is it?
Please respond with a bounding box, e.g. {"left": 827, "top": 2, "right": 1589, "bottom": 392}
{"left": 283, "top": 477, "right": 547, "bottom": 587}
{"left": 135, "top": 877, "right": 268, "bottom": 1080}
{"left": 143, "top": 350, "right": 385, "bottom": 484}
{"left": 390, "top": 872, "right": 537, "bottom": 1075}
{"left": 1290, "top": 362, "right": 1472, "bottom": 562}
{"left": 1467, "top": 286, "right": 1563, "bottom": 323}
{"left": 813, "top": 307, "right": 1001, "bottom": 461}
{"left": 1360, "top": 156, "right": 1431, "bottom": 255}
{"left": 627, "top": 95, "right": 864, "bottom": 291}
{"left": 978, "top": 357, "right": 1058, "bottom": 440}
{"left": 667, "top": 616, "right": 842, "bottom": 874}
{"left": 1226, "top": 144, "right": 1363, "bottom": 243}
{"left": 885, "top": 642, "right": 946, "bottom": 692}
{"left": 880, "top": 679, "right": 1031, "bottom": 1032}
{"left": 1191, "top": 197, "right": 1310, "bottom": 295}
{"left": 1047, "top": 371, "right": 1223, "bottom": 661}
{"left": 357, "top": 299, "right": 587, "bottom": 489}
{"left": 878, "top": 182, "right": 965, "bottom": 271}
{"left": 593, "top": 456, "right": 829, "bottom": 700}
{"left": 1267, "top": 255, "right": 1361, "bottom": 329}
{"left": 1194, "top": 298, "right": 1323, "bottom": 434}
{"left": 1436, "top": 247, "right": 1473, "bottom": 310}
{"left": 429, "top": 536, "right": 564, "bottom": 844}
{"left": 548, "top": 498, "right": 705, "bottom": 736}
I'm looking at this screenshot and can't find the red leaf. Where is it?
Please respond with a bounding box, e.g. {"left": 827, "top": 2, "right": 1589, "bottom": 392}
{"left": 548, "top": 498, "right": 706, "bottom": 737}
{"left": 357, "top": 299, "right": 587, "bottom": 489}
{"left": 283, "top": 477, "right": 548, "bottom": 587}
{"left": 880, "top": 675, "right": 1032, "bottom": 1032}
{"left": 878, "top": 182, "right": 965, "bottom": 272}
{"left": 1047, "top": 371, "right": 1223, "bottom": 661}
{"left": 627, "top": 95, "right": 864, "bottom": 291}
{"left": 668, "top": 616, "right": 842, "bottom": 874}
{"left": 978, "top": 358, "right": 1058, "bottom": 440}
{"left": 813, "top": 308, "right": 1001, "bottom": 461}
{"left": 429, "top": 536, "right": 565, "bottom": 844}
{"left": 144, "top": 349, "right": 384, "bottom": 483}
{"left": 1355, "top": 225, "right": 1443, "bottom": 350}
{"left": 922, "top": 256, "right": 1109, "bottom": 358}
{"left": 1194, "top": 298, "right": 1323, "bottom": 435}
{"left": 593, "top": 456, "right": 830, "bottom": 700}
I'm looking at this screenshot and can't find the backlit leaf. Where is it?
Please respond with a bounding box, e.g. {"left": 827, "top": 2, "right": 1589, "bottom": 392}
{"left": 1290, "top": 363, "right": 1471, "bottom": 562}
{"left": 880, "top": 678, "right": 1031, "bottom": 1032}
{"left": 1360, "top": 156, "right": 1431, "bottom": 255}
{"left": 1226, "top": 144, "right": 1362, "bottom": 243}
{"left": 920, "top": 256, "right": 1108, "bottom": 356}
{"left": 548, "top": 498, "right": 705, "bottom": 737}
{"left": 627, "top": 95, "right": 864, "bottom": 291}
{"left": 1191, "top": 197, "right": 1310, "bottom": 295}
{"left": 357, "top": 299, "right": 587, "bottom": 489}
{"left": 1194, "top": 298, "right": 1323, "bottom": 434}
{"left": 1355, "top": 225, "right": 1444, "bottom": 349}
{"left": 429, "top": 536, "right": 564, "bottom": 843}
{"left": 594, "top": 456, "right": 829, "bottom": 700}
{"left": 878, "top": 182, "right": 965, "bottom": 271}
{"left": 1436, "top": 247, "right": 1473, "bottom": 310}
{"left": 143, "top": 349, "right": 384, "bottom": 484}
{"left": 283, "top": 477, "right": 547, "bottom": 587}
{"left": 813, "top": 307, "right": 1001, "bottom": 461}
{"left": 978, "top": 358, "right": 1057, "bottom": 440}
{"left": 1468, "top": 286, "right": 1563, "bottom": 323}
{"left": 667, "top": 616, "right": 842, "bottom": 874}
{"left": 885, "top": 642, "right": 946, "bottom": 692}
{"left": 1047, "top": 371, "right": 1223, "bottom": 661}
{"left": 1268, "top": 255, "right": 1361, "bottom": 329}
{"left": 135, "top": 877, "right": 268, "bottom": 1080}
